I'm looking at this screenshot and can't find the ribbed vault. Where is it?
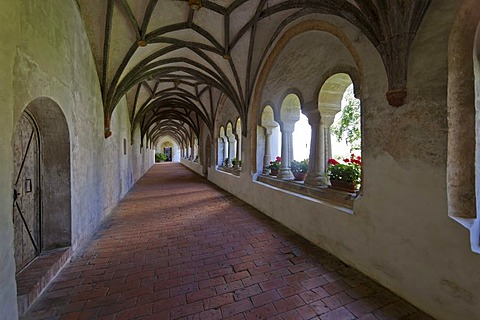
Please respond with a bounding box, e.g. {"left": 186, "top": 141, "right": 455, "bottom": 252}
{"left": 76, "top": 0, "right": 431, "bottom": 143}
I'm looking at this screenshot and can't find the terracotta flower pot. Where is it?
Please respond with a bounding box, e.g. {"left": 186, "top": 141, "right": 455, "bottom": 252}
{"left": 293, "top": 172, "right": 307, "bottom": 181}
{"left": 269, "top": 168, "right": 279, "bottom": 176}
{"left": 329, "top": 179, "right": 358, "bottom": 192}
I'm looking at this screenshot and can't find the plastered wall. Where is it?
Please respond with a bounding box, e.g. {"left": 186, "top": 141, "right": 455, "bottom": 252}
{"left": 0, "top": 1, "right": 153, "bottom": 318}
{"left": 207, "top": 1, "right": 480, "bottom": 319}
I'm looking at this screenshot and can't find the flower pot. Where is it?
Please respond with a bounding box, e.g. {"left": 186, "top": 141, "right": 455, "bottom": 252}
{"left": 269, "top": 168, "right": 279, "bottom": 176}
{"left": 293, "top": 172, "right": 307, "bottom": 181}
{"left": 329, "top": 179, "right": 358, "bottom": 192}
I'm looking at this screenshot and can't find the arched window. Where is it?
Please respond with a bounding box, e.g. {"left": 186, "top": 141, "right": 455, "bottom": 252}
{"left": 292, "top": 114, "right": 311, "bottom": 162}
{"left": 218, "top": 126, "right": 227, "bottom": 167}
{"left": 259, "top": 105, "right": 281, "bottom": 174}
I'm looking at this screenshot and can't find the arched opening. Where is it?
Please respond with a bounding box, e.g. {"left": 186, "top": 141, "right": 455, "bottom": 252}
{"left": 157, "top": 136, "right": 180, "bottom": 162}
{"left": 292, "top": 114, "right": 311, "bottom": 162}
{"left": 218, "top": 126, "right": 226, "bottom": 167}
{"left": 13, "top": 97, "right": 71, "bottom": 314}
{"left": 318, "top": 74, "right": 361, "bottom": 167}
{"left": 259, "top": 105, "right": 281, "bottom": 174}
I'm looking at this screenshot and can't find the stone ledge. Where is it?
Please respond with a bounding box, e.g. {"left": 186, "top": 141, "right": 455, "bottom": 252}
{"left": 217, "top": 166, "right": 241, "bottom": 176}
{"left": 256, "top": 174, "right": 356, "bottom": 209}
{"left": 16, "top": 247, "right": 71, "bottom": 315}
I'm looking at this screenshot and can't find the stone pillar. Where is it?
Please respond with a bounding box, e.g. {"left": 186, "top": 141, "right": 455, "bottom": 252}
{"left": 234, "top": 133, "right": 241, "bottom": 169}
{"left": 277, "top": 122, "right": 295, "bottom": 180}
{"left": 223, "top": 137, "right": 229, "bottom": 166}
{"left": 227, "top": 135, "right": 236, "bottom": 167}
{"left": 305, "top": 112, "right": 328, "bottom": 187}
{"left": 217, "top": 138, "right": 223, "bottom": 166}
{"left": 320, "top": 114, "right": 337, "bottom": 173}
{"left": 262, "top": 127, "right": 272, "bottom": 174}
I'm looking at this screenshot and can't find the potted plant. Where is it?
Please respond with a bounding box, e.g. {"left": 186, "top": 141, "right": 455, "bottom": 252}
{"left": 267, "top": 156, "right": 281, "bottom": 176}
{"left": 291, "top": 159, "right": 308, "bottom": 181}
{"left": 327, "top": 154, "right": 361, "bottom": 192}
{"left": 155, "top": 153, "right": 168, "bottom": 162}
{"left": 232, "top": 158, "right": 242, "bottom": 167}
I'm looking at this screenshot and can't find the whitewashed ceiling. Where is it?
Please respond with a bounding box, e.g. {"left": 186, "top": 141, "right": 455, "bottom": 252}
{"left": 77, "top": 0, "right": 431, "bottom": 145}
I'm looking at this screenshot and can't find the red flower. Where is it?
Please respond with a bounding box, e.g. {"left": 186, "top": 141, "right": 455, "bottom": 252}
{"left": 328, "top": 159, "right": 339, "bottom": 165}
{"left": 276, "top": 156, "right": 282, "bottom": 162}
{"left": 343, "top": 158, "right": 350, "bottom": 163}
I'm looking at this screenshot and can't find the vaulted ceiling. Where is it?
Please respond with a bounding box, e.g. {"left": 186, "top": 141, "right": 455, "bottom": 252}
{"left": 77, "top": 0, "right": 431, "bottom": 145}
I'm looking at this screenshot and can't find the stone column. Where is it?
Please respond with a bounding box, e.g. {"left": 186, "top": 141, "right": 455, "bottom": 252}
{"left": 223, "top": 137, "right": 229, "bottom": 166}
{"left": 227, "top": 135, "right": 236, "bottom": 167}
{"left": 277, "top": 122, "right": 295, "bottom": 180}
{"left": 234, "top": 133, "right": 241, "bottom": 170}
{"left": 305, "top": 112, "right": 328, "bottom": 187}
{"left": 262, "top": 127, "right": 273, "bottom": 174}
{"left": 217, "top": 138, "right": 223, "bottom": 166}
{"left": 320, "top": 114, "right": 337, "bottom": 173}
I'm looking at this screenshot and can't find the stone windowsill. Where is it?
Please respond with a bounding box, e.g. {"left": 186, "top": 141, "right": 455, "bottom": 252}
{"left": 256, "top": 174, "right": 357, "bottom": 209}
{"left": 217, "top": 166, "right": 241, "bottom": 176}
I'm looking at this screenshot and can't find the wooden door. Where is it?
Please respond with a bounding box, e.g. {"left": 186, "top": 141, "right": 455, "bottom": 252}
{"left": 12, "top": 112, "right": 41, "bottom": 272}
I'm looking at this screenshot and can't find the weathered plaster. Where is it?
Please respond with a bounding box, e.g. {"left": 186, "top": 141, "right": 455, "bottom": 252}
{"left": 0, "top": 1, "right": 154, "bottom": 317}
{"left": 207, "top": 1, "right": 480, "bottom": 319}
{"left": 0, "top": 2, "right": 21, "bottom": 319}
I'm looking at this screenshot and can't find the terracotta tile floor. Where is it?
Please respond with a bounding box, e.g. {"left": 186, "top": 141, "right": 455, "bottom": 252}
{"left": 23, "top": 163, "right": 434, "bottom": 320}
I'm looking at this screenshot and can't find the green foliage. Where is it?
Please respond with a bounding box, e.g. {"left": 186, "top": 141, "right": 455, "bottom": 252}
{"left": 267, "top": 156, "right": 281, "bottom": 170}
{"left": 331, "top": 85, "right": 361, "bottom": 152}
{"left": 291, "top": 159, "right": 308, "bottom": 173}
{"left": 327, "top": 163, "right": 361, "bottom": 184}
{"left": 327, "top": 155, "right": 362, "bottom": 184}
{"left": 155, "top": 153, "right": 168, "bottom": 162}
{"left": 232, "top": 158, "right": 242, "bottom": 167}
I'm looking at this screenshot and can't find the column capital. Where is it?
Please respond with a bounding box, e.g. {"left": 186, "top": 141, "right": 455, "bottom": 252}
{"left": 305, "top": 111, "right": 321, "bottom": 126}
{"left": 263, "top": 125, "right": 276, "bottom": 135}
{"left": 280, "top": 121, "right": 295, "bottom": 133}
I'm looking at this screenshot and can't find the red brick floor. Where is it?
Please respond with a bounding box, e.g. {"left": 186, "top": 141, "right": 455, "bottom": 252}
{"left": 23, "top": 164, "right": 434, "bottom": 320}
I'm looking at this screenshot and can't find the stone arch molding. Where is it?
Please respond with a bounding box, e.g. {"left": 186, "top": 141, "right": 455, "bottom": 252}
{"left": 249, "top": 20, "right": 365, "bottom": 174}
{"left": 14, "top": 97, "right": 72, "bottom": 251}
{"left": 447, "top": 0, "right": 480, "bottom": 253}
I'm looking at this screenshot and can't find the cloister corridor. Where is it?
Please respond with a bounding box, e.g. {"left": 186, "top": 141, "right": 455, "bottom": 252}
{"left": 23, "top": 164, "right": 432, "bottom": 320}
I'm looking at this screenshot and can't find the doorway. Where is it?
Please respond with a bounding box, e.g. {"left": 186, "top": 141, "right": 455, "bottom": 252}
{"left": 12, "top": 112, "right": 41, "bottom": 272}
{"left": 164, "top": 147, "right": 172, "bottom": 162}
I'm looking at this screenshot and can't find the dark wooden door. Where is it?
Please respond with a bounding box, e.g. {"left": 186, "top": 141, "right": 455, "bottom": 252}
{"left": 12, "top": 112, "right": 41, "bottom": 272}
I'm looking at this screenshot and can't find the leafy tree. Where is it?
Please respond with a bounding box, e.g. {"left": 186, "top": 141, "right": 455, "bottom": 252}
{"left": 331, "top": 85, "right": 361, "bottom": 152}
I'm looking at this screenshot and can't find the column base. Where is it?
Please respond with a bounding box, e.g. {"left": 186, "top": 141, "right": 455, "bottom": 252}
{"left": 304, "top": 172, "right": 328, "bottom": 187}
{"left": 277, "top": 168, "right": 294, "bottom": 180}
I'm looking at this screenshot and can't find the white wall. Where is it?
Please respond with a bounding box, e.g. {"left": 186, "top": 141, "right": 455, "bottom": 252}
{"left": 0, "top": 2, "right": 154, "bottom": 318}
{"left": 206, "top": 2, "right": 480, "bottom": 320}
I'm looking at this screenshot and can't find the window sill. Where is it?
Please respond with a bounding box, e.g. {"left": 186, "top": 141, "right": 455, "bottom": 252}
{"left": 256, "top": 174, "right": 357, "bottom": 209}
{"left": 217, "top": 166, "right": 241, "bottom": 177}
